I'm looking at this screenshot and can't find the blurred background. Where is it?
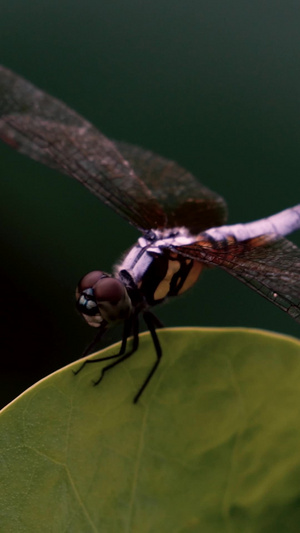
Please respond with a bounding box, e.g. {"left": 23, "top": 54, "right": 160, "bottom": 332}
{"left": 0, "top": 0, "right": 299, "bottom": 407}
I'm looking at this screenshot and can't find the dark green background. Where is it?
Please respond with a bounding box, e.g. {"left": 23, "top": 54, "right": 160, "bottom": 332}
{"left": 0, "top": 0, "right": 299, "bottom": 407}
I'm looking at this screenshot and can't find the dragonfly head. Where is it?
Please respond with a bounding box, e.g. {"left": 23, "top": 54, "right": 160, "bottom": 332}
{"left": 76, "top": 271, "right": 132, "bottom": 327}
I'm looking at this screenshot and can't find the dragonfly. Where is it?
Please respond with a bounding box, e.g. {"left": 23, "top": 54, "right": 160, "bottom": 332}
{"left": 0, "top": 65, "right": 300, "bottom": 403}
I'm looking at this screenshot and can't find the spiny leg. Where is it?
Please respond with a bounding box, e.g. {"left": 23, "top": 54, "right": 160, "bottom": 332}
{"left": 147, "top": 311, "right": 164, "bottom": 329}
{"left": 81, "top": 323, "right": 107, "bottom": 357}
{"left": 133, "top": 311, "right": 162, "bottom": 404}
{"left": 73, "top": 317, "right": 132, "bottom": 376}
{"left": 92, "top": 314, "right": 140, "bottom": 386}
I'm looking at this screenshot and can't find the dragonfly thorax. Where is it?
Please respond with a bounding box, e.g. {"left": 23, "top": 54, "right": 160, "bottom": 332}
{"left": 116, "top": 233, "right": 205, "bottom": 308}
{"left": 138, "top": 226, "right": 196, "bottom": 249}
{"left": 76, "top": 270, "right": 132, "bottom": 328}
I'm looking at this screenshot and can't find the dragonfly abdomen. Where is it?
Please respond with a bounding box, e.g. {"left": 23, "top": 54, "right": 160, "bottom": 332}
{"left": 203, "top": 204, "right": 300, "bottom": 242}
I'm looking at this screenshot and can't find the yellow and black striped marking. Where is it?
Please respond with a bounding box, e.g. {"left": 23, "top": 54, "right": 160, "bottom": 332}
{"left": 138, "top": 250, "right": 204, "bottom": 306}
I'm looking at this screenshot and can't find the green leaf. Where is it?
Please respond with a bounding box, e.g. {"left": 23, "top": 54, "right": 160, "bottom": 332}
{"left": 1, "top": 328, "right": 300, "bottom": 532}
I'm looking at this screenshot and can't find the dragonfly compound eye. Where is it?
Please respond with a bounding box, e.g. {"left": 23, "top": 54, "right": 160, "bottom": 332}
{"left": 76, "top": 270, "right": 109, "bottom": 294}
{"left": 76, "top": 272, "right": 132, "bottom": 327}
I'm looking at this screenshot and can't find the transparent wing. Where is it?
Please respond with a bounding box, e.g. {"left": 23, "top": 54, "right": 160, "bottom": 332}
{"left": 0, "top": 65, "right": 166, "bottom": 230}
{"left": 115, "top": 141, "right": 227, "bottom": 233}
{"left": 175, "top": 235, "right": 300, "bottom": 323}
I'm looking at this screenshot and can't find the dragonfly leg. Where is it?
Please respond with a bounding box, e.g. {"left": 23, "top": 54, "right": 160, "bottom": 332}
{"left": 73, "top": 317, "right": 131, "bottom": 376}
{"left": 74, "top": 311, "right": 163, "bottom": 404}
{"left": 133, "top": 310, "right": 162, "bottom": 404}
{"left": 147, "top": 311, "right": 164, "bottom": 329}
{"left": 92, "top": 315, "right": 139, "bottom": 386}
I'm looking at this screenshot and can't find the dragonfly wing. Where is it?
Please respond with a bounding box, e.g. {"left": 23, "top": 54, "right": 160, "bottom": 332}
{"left": 175, "top": 235, "right": 300, "bottom": 323}
{"left": 115, "top": 141, "right": 227, "bottom": 233}
{"left": 0, "top": 65, "right": 166, "bottom": 230}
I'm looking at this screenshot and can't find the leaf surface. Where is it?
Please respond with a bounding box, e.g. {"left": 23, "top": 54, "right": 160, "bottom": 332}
{"left": 1, "top": 328, "right": 300, "bottom": 532}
